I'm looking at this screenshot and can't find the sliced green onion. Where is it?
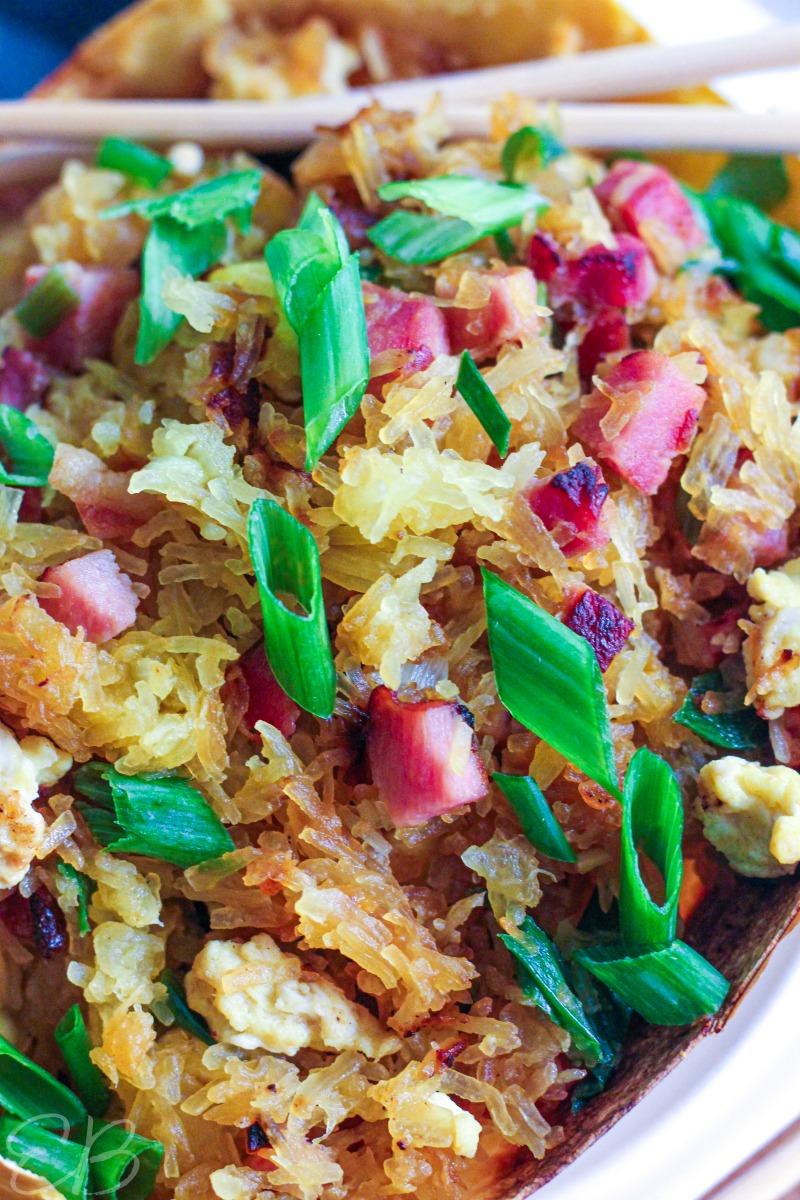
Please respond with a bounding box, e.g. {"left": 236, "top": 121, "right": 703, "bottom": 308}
{"left": 0, "top": 405, "right": 55, "bottom": 487}
{"left": 674, "top": 670, "right": 768, "bottom": 750}
{"left": 565, "top": 946, "right": 630, "bottom": 1108}
{"left": 706, "top": 153, "right": 789, "bottom": 210}
{"left": 56, "top": 863, "right": 93, "bottom": 937}
{"left": 248, "top": 497, "right": 335, "bottom": 719}
{"left": 136, "top": 215, "right": 227, "bottom": 365}
{"left": 96, "top": 138, "right": 173, "bottom": 188}
{"left": 0, "top": 1031, "right": 87, "bottom": 1129}
{"left": 160, "top": 969, "right": 214, "bottom": 1045}
{"left": 500, "top": 916, "right": 601, "bottom": 1065}
{"left": 483, "top": 569, "right": 620, "bottom": 799}
{"left": 367, "top": 211, "right": 488, "bottom": 264}
{"left": 15, "top": 267, "right": 79, "bottom": 339}
{"left": 456, "top": 352, "right": 511, "bottom": 457}
{"left": 103, "top": 168, "right": 262, "bottom": 231}
{"left": 574, "top": 938, "right": 729, "bottom": 1025}
{"left": 493, "top": 772, "right": 576, "bottom": 863}
{"left": 494, "top": 228, "right": 515, "bottom": 261}
{"left": 620, "top": 747, "right": 683, "bottom": 952}
{"left": 377, "top": 175, "right": 547, "bottom": 228}
{"left": 73, "top": 763, "right": 234, "bottom": 868}
{"left": 86, "top": 1121, "right": 164, "bottom": 1200}
{"left": 266, "top": 195, "right": 368, "bottom": 468}
{"left": 0, "top": 1116, "right": 89, "bottom": 1200}
{"left": 299, "top": 254, "right": 369, "bottom": 467}
{"left": 54, "top": 1006, "right": 110, "bottom": 1119}
{"left": 502, "top": 126, "right": 566, "bottom": 182}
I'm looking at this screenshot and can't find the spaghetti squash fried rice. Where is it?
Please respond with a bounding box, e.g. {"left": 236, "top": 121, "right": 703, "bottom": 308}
{"left": 0, "top": 103, "right": 799, "bottom": 1200}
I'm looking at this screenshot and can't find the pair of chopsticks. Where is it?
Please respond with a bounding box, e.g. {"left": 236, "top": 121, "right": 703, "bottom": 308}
{"left": 0, "top": 22, "right": 798, "bottom": 170}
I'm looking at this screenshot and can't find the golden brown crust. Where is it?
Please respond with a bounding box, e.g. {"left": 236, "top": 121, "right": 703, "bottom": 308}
{"left": 32, "top": 0, "right": 645, "bottom": 99}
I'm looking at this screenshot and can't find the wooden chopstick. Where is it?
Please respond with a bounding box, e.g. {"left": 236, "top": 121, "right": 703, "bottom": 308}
{"left": 1, "top": 101, "right": 800, "bottom": 158}
{"left": 699, "top": 1112, "right": 800, "bottom": 1200}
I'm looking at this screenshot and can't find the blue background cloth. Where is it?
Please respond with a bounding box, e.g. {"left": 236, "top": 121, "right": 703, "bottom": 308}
{"left": 0, "top": 1, "right": 129, "bottom": 98}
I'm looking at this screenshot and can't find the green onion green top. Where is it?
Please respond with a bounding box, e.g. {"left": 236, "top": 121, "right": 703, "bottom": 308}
{"left": 74, "top": 762, "right": 234, "bottom": 868}
{"left": 501, "top": 125, "right": 567, "bottom": 182}
{"left": 0, "top": 1030, "right": 87, "bottom": 1129}
{"left": 54, "top": 1005, "right": 111, "bottom": 1119}
{"left": 0, "top": 1116, "right": 89, "bottom": 1200}
{"left": 674, "top": 670, "right": 769, "bottom": 750}
{"left": 103, "top": 168, "right": 262, "bottom": 231}
{"left": 456, "top": 352, "right": 511, "bottom": 457}
{"left": 96, "top": 137, "right": 173, "bottom": 188}
{"left": 266, "top": 193, "right": 369, "bottom": 468}
{"left": 0, "top": 406, "right": 55, "bottom": 488}
{"left": 619, "top": 747, "right": 683, "bottom": 952}
{"left": 483, "top": 568, "right": 620, "bottom": 800}
{"left": 15, "top": 267, "right": 79, "bottom": 339}
{"left": 248, "top": 497, "right": 336, "bottom": 719}
{"left": 493, "top": 772, "right": 576, "bottom": 863}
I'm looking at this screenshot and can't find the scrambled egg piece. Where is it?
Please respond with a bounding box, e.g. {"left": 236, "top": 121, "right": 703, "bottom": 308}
{"left": 0, "top": 720, "right": 71, "bottom": 888}
{"left": 370, "top": 1060, "right": 481, "bottom": 1159}
{"left": 743, "top": 558, "right": 800, "bottom": 719}
{"left": 698, "top": 756, "right": 800, "bottom": 877}
{"left": 186, "top": 933, "right": 400, "bottom": 1058}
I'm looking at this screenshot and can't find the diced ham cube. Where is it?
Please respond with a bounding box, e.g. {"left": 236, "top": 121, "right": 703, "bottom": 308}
{"left": 23, "top": 262, "right": 139, "bottom": 373}
{"left": 49, "top": 443, "right": 162, "bottom": 540}
{"left": 435, "top": 266, "right": 542, "bottom": 362}
{"left": 39, "top": 550, "right": 140, "bottom": 644}
{"left": 366, "top": 685, "right": 488, "bottom": 827}
{"left": 594, "top": 160, "right": 706, "bottom": 273}
{"left": 363, "top": 282, "right": 450, "bottom": 395}
{"left": 238, "top": 641, "right": 300, "bottom": 739}
{"left": 577, "top": 308, "right": 631, "bottom": 388}
{"left": 0, "top": 885, "right": 67, "bottom": 958}
{"left": 524, "top": 461, "right": 610, "bottom": 558}
{"left": 0, "top": 347, "right": 49, "bottom": 411}
{"left": 549, "top": 236, "right": 657, "bottom": 311}
{"left": 573, "top": 350, "right": 707, "bottom": 495}
{"left": 527, "top": 233, "right": 563, "bottom": 283}
{"left": 563, "top": 588, "right": 634, "bottom": 672}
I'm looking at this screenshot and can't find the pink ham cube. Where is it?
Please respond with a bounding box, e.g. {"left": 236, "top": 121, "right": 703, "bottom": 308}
{"left": 40, "top": 550, "right": 139, "bottom": 644}
{"left": 436, "top": 266, "right": 542, "bottom": 362}
{"left": 525, "top": 461, "right": 611, "bottom": 558}
{"left": 238, "top": 641, "right": 300, "bottom": 739}
{"left": 367, "top": 685, "right": 487, "bottom": 828}
{"left": 23, "top": 262, "right": 139, "bottom": 373}
{"left": 363, "top": 282, "right": 450, "bottom": 394}
{"left": 573, "top": 350, "right": 707, "bottom": 495}
{"left": 563, "top": 588, "right": 634, "bottom": 672}
{"left": 594, "top": 161, "right": 706, "bottom": 273}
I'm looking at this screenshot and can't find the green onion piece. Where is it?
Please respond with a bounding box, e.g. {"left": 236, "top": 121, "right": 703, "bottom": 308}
{"left": 0, "top": 1116, "right": 89, "bottom": 1200}
{"left": 500, "top": 916, "right": 601, "bottom": 1065}
{"left": 377, "top": 175, "right": 547, "bottom": 229}
{"left": 266, "top": 195, "right": 368, "bottom": 467}
{"left": 102, "top": 168, "right": 262, "bottom": 231}
{"left": 86, "top": 1121, "right": 164, "bottom": 1200}
{"left": 73, "top": 763, "right": 234, "bottom": 868}
{"left": 483, "top": 569, "right": 620, "bottom": 799}
{"left": 493, "top": 772, "right": 576, "bottom": 863}
{"left": 248, "top": 497, "right": 335, "bottom": 719}
{"left": 0, "top": 405, "right": 55, "bottom": 488}
{"left": 56, "top": 864, "right": 93, "bottom": 937}
{"left": 0, "top": 1031, "right": 87, "bottom": 1129}
{"left": 494, "top": 228, "right": 515, "bottom": 261}
{"left": 299, "top": 253, "right": 369, "bottom": 468}
{"left": 160, "top": 969, "right": 214, "bottom": 1045}
{"left": 367, "top": 211, "right": 489, "bottom": 264}
{"left": 565, "top": 946, "right": 631, "bottom": 1108}
{"left": 54, "top": 1006, "right": 110, "bottom": 1119}
{"left": 96, "top": 138, "right": 173, "bottom": 188}
{"left": 706, "top": 153, "right": 789, "bottom": 210}
{"left": 574, "top": 938, "right": 729, "bottom": 1025}
{"left": 619, "top": 747, "right": 683, "bottom": 952}
{"left": 701, "top": 195, "right": 800, "bottom": 331}
{"left": 502, "top": 126, "right": 566, "bottom": 182}
{"left": 136, "top": 215, "right": 227, "bottom": 365}
{"left": 15, "top": 267, "right": 79, "bottom": 339}
{"left": 456, "top": 352, "right": 512, "bottom": 457}
{"left": 674, "top": 670, "right": 768, "bottom": 750}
